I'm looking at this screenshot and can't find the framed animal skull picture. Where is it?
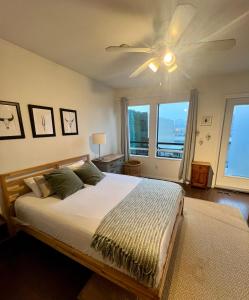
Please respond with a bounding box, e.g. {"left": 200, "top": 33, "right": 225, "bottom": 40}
{"left": 28, "top": 104, "right": 56, "bottom": 138}
{"left": 60, "top": 108, "right": 78, "bottom": 136}
{"left": 0, "top": 100, "right": 25, "bottom": 140}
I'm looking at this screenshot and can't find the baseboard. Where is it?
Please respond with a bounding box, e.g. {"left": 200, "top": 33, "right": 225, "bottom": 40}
{"left": 215, "top": 185, "right": 249, "bottom": 194}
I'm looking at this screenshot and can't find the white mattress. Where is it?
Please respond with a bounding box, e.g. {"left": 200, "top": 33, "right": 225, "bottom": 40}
{"left": 15, "top": 173, "right": 182, "bottom": 287}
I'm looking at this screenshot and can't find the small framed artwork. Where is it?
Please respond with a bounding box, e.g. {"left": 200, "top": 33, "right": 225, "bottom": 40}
{"left": 60, "top": 108, "right": 78, "bottom": 136}
{"left": 200, "top": 115, "right": 213, "bottom": 126}
{"left": 0, "top": 100, "right": 25, "bottom": 140}
{"left": 28, "top": 104, "right": 56, "bottom": 138}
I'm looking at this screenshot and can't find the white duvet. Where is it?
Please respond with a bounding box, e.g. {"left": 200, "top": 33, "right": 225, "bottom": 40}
{"left": 15, "top": 173, "right": 181, "bottom": 287}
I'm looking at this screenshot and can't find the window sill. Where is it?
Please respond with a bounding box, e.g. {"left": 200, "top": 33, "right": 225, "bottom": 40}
{"left": 155, "top": 156, "right": 182, "bottom": 161}
{"left": 130, "top": 154, "right": 149, "bottom": 158}
{"left": 130, "top": 155, "right": 182, "bottom": 161}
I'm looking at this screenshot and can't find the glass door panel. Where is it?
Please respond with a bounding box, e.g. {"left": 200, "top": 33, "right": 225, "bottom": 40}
{"left": 216, "top": 98, "right": 249, "bottom": 191}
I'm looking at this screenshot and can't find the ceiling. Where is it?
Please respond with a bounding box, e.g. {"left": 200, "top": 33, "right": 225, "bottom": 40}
{"left": 0, "top": 0, "right": 249, "bottom": 88}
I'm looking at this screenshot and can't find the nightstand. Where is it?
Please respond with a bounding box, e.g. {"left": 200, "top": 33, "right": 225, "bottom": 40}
{"left": 191, "top": 161, "right": 213, "bottom": 188}
{"left": 92, "top": 154, "right": 124, "bottom": 174}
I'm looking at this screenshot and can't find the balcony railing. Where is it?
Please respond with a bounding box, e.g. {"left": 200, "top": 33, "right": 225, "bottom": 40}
{"left": 129, "top": 141, "right": 149, "bottom": 156}
{"left": 157, "top": 142, "right": 184, "bottom": 159}
{"left": 129, "top": 141, "right": 184, "bottom": 159}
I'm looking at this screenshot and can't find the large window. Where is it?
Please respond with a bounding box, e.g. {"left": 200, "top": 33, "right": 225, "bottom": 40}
{"left": 128, "top": 105, "right": 149, "bottom": 156}
{"left": 156, "top": 102, "right": 189, "bottom": 159}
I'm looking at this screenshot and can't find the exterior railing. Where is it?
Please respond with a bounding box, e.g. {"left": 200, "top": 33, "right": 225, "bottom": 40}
{"left": 157, "top": 142, "right": 184, "bottom": 159}
{"left": 129, "top": 141, "right": 184, "bottom": 159}
{"left": 129, "top": 141, "right": 149, "bottom": 156}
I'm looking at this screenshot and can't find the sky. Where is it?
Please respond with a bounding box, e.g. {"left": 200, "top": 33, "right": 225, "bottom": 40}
{"left": 158, "top": 102, "right": 189, "bottom": 120}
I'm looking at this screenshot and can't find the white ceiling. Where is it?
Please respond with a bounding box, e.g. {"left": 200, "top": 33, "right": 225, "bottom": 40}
{"left": 0, "top": 0, "right": 249, "bottom": 88}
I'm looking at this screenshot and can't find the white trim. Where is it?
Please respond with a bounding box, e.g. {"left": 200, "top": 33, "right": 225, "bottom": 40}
{"left": 224, "top": 92, "right": 249, "bottom": 100}
{"left": 130, "top": 154, "right": 149, "bottom": 158}
{"left": 154, "top": 156, "right": 182, "bottom": 161}
{"left": 216, "top": 97, "right": 249, "bottom": 191}
{"left": 127, "top": 97, "right": 190, "bottom": 106}
{"left": 215, "top": 184, "right": 249, "bottom": 194}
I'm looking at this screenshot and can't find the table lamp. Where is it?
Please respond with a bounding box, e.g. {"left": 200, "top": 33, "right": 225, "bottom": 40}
{"left": 92, "top": 132, "right": 106, "bottom": 160}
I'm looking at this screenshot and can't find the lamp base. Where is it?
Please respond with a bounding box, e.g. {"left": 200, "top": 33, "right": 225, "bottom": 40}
{"left": 98, "top": 144, "right": 101, "bottom": 160}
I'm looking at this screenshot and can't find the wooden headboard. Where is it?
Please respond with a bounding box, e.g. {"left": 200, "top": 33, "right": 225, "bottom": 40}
{"left": 0, "top": 154, "right": 90, "bottom": 228}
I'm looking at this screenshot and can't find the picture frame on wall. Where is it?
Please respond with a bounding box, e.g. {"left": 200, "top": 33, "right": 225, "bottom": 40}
{"left": 0, "top": 100, "right": 25, "bottom": 140}
{"left": 28, "top": 104, "right": 56, "bottom": 138}
{"left": 60, "top": 108, "right": 78, "bottom": 136}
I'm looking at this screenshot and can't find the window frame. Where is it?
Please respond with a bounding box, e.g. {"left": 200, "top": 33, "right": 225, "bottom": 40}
{"left": 128, "top": 104, "right": 150, "bottom": 157}
{"left": 156, "top": 101, "right": 189, "bottom": 160}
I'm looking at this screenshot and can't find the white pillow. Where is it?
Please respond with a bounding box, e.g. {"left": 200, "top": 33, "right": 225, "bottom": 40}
{"left": 65, "top": 160, "right": 85, "bottom": 171}
{"left": 34, "top": 176, "right": 54, "bottom": 198}
{"left": 24, "top": 177, "right": 42, "bottom": 198}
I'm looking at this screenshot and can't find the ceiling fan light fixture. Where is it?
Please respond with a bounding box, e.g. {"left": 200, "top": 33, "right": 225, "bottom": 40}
{"left": 168, "top": 64, "right": 178, "bottom": 73}
{"left": 163, "top": 52, "right": 175, "bottom": 66}
{"left": 148, "top": 62, "right": 159, "bottom": 73}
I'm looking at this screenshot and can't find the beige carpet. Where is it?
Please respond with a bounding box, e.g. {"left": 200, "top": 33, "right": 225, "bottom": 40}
{"left": 79, "top": 198, "right": 249, "bottom": 300}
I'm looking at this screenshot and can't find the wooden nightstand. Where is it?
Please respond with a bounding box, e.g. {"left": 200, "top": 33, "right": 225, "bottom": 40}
{"left": 92, "top": 154, "right": 124, "bottom": 174}
{"left": 191, "top": 161, "right": 213, "bottom": 188}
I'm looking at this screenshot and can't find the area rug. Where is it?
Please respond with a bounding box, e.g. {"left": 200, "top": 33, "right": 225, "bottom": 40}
{"left": 79, "top": 197, "right": 249, "bottom": 300}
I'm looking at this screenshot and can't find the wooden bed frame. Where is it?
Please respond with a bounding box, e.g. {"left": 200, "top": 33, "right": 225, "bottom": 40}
{"left": 0, "top": 154, "right": 184, "bottom": 300}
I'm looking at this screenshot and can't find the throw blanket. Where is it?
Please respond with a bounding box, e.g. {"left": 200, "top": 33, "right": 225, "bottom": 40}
{"left": 91, "top": 179, "right": 183, "bottom": 287}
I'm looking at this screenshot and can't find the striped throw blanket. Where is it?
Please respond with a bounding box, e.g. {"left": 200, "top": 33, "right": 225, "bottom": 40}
{"left": 91, "top": 178, "right": 183, "bottom": 287}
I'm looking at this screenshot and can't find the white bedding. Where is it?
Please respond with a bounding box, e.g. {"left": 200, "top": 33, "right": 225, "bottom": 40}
{"left": 15, "top": 173, "right": 182, "bottom": 287}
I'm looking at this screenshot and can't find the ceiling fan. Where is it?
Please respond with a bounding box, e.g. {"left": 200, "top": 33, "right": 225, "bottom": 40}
{"left": 105, "top": 3, "right": 238, "bottom": 79}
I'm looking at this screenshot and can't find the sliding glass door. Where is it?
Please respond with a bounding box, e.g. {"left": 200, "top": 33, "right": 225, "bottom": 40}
{"left": 216, "top": 98, "right": 249, "bottom": 191}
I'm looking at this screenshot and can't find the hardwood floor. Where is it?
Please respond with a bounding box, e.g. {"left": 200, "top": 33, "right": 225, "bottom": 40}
{"left": 0, "top": 186, "right": 248, "bottom": 300}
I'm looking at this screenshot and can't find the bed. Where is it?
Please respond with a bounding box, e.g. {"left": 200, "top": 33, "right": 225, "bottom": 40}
{"left": 0, "top": 155, "right": 184, "bottom": 300}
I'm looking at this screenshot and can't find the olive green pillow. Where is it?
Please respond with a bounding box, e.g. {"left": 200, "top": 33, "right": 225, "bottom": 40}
{"left": 74, "top": 161, "right": 105, "bottom": 185}
{"left": 44, "top": 168, "right": 84, "bottom": 200}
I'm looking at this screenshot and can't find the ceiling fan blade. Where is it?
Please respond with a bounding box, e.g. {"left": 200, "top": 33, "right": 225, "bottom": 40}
{"left": 178, "top": 38, "right": 236, "bottom": 54}
{"left": 166, "top": 4, "right": 196, "bottom": 46}
{"left": 198, "top": 39, "right": 236, "bottom": 51}
{"left": 129, "top": 58, "right": 157, "bottom": 78}
{"left": 106, "top": 45, "right": 152, "bottom": 53}
{"left": 201, "top": 9, "right": 249, "bottom": 42}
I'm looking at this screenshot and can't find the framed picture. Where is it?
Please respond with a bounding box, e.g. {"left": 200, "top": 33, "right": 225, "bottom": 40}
{"left": 0, "top": 100, "right": 25, "bottom": 140}
{"left": 60, "top": 108, "right": 78, "bottom": 136}
{"left": 28, "top": 105, "right": 56, "bottom": 138}
{"left": 200, "top": 115, "right": 213, "bottom": 126}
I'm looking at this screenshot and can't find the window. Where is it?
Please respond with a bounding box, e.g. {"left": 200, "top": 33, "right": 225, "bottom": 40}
{"left": 156, "top": 102, "right": 189, "bottom": 159}
{"left": 128, "top": 105, "right": 149, "bottom": 156}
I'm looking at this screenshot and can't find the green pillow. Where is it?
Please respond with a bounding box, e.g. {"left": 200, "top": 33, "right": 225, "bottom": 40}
{"left": 44, "top": 168, "right": 84, "bottom": 200}
{"left": 74, "top": 161, "right": 105, "bottom": 185}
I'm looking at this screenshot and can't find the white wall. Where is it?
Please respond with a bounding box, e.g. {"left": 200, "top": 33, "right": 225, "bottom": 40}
{"left": 195, "top": 73, "right": 249, "bottom": 187}
{"left": 115, "top": 72, "right": 249, "bottom": 185}
{"left": 0, "top": 38, "right": 118, "bottom": 174}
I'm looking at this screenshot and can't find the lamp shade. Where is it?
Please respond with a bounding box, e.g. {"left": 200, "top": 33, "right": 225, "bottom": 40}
{"left": 92, "top": 132, "right": 106, "bottom": 145}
